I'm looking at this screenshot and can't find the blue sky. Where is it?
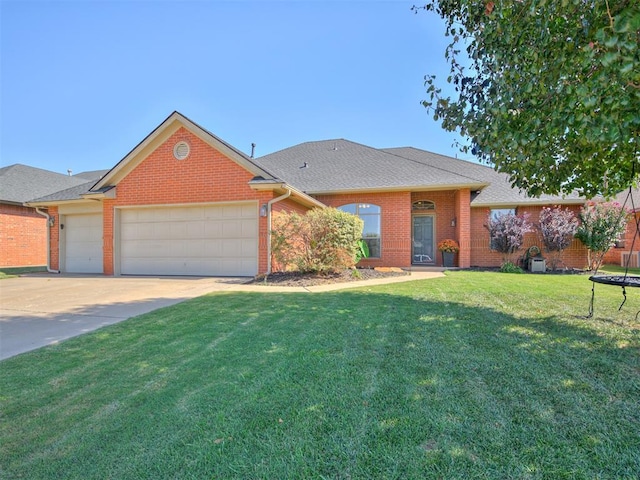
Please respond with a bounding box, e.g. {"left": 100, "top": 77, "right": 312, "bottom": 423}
{"left": 1, "top": 0, "right": 469, "bottom": 175}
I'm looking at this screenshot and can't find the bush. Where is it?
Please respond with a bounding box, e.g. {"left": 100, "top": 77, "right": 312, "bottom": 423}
{"left": 271, "top": 208, "right": 364, "bottom": 273}
{"left": 486, "top": 211, "right": 533, "bottom": 266}
{"left": 575, "top": 201, "right": 630, "bottom": 271}
{"left": 538, "top": 206, "right": 579, "bottom": 270}
{"left": 499, "top": 261, "right": 524, "bottom": 274}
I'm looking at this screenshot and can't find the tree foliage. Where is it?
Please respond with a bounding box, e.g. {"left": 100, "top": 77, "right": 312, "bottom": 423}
{"left": 486, "top": 211, "right": 534, "bottom": 263}
{"left": 271, "top": 208, "right": 364, "bottom": 273}
{"left": 537, "top": 206, "right": 579, "bottom": 269}
{"left": 416, "top": 0, "right": 640, "bottom": 198}
{"left": 575, "top": 201, "right": 630, "bottom": 270}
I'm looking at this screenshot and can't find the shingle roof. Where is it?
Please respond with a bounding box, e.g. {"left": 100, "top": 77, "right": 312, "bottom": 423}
{"left": 253, "top": 139, "right": 487, "bottom": 194}
{"left": 254, "top": 141, "right": 584, "bottom": 205}
{"left": 28, "top": 180, "right": 98, "bottom": 203}
{"left": 384, "top": 147, "right": 585, "bottom": 206}
{"left": 74, "top": 169, "right": 109, "bottom": 181}
{"left": 0, "top": 164, "right": 89, "bottom": 205}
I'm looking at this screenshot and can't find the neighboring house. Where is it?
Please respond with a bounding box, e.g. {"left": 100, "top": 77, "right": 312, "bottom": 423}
{"left": 602, "top": 187, "right": 640, "bottom": 267}
{"left": 27, "top": 111, "right": 591, "bottom": 276}
{"left": 0, "top": 164, "right": 105, "bottom": 268}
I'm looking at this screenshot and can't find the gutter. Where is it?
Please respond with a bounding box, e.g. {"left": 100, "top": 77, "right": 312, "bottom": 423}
{"left": 35, "top": 208, "right": 60, "bottom": 273}
{"left": 266, "top": 189, "right": 292, "bottom": 274}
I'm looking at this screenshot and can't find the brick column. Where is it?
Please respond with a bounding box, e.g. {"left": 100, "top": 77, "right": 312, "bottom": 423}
{"left": 455, "top": 189, "right": 471, "bottom": 268}
{"left": 103, "top": 200, "right": 115, "bottom": 275}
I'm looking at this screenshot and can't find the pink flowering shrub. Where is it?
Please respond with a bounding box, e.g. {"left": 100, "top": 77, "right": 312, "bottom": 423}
{"left": 486, "top": 211, "right": 534, "bottom": 265}
{"left": 538, "top": 206, "right": 579, "bottom": 270}
{"left": 575, "top": 201, "right": 630, "bottom": 271}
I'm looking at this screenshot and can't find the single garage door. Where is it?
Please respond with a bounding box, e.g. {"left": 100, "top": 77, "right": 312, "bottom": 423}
{"left": 64, "top": 213, "right": 103, "bottom": 273}
{"left": 120, "top": 203, "right": 258, "bottom": 276}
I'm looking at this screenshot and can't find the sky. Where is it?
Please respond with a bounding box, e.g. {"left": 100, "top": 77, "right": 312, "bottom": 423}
{"left": 0, "top": 0, "right": 471, "bottom": 176}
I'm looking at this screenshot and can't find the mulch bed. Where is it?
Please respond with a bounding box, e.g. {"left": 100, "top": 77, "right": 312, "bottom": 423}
{"left": 246, "top": 268, "right": 409, "bottom": 287}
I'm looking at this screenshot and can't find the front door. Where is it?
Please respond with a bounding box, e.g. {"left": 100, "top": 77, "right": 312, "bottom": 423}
{"left": 413, "top": 215, "right": 434, "bottom": 264}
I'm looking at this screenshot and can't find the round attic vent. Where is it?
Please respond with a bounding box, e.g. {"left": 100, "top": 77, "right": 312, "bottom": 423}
{"left": 173, "top": 141, "right": 190, "bottom": 160}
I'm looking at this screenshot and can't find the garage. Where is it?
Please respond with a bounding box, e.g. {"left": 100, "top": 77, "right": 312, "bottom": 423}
{"left": 63, "top": 213, "right": 103, "bottom": 273}
{"left": 119, "top": 203, "right": 258, "bottom": 276}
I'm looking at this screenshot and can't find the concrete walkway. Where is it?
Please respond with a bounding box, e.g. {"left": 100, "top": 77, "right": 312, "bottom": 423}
{"left": 0, "top": 271, "right": 444, "bottom": 360}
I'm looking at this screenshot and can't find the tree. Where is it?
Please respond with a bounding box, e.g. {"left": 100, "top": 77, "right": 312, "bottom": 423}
{"left": 537, "top": 206, "right": 579, "bottom": 270}
{"left": 415, "top": 1, "right": 640, "bottom": 198}
{"left": 486, "top": 211, "right": 533, "bottom": 266}
{"left": 575, "top": 201, "right": 629, "bottom": 270}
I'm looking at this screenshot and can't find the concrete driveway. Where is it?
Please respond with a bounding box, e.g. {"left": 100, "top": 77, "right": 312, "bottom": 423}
{"left": 1, "top": 270, "right": 443, "bottom": 361}
{"left": 0, "top": 273, "right": 248, "bottom": 360}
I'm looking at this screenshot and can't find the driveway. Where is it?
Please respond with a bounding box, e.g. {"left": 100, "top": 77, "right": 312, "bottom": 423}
{"left": 0, "top": 270, "right": 443, "bottom": 361}
{"left": 0, "top": 274, "right": 248, "bottom": 360}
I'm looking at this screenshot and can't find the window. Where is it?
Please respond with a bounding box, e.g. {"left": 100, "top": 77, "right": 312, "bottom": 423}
{"left": 338, "top": 203, "right": 381, "bottom": 258}
{"left": 490, "top": 208, "right": 516, "bottom": 219}
{"left": 413, "top": 200, "right": 435, "bottom": 211}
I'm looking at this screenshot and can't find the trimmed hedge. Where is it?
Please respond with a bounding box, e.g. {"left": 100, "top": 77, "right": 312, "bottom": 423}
{"left": 271, "top": 208, "right": 364, "bottom": 273}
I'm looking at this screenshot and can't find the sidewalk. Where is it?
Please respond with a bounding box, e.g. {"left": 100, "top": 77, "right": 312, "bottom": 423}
{"left": 230, "top": 270, "right": 445, "bottom": 293}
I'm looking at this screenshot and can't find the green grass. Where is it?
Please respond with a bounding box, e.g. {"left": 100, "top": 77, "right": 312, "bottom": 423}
{"left": 0, "top": 266, "right": 46, "bottom": 279}
{"left": 599, "top": 264, "right": 640, "bottom": 276}
{"left": 1, "top": 271, "right": 639, "bottom": 479}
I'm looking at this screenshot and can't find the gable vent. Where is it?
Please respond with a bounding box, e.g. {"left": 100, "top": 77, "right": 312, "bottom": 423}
{"left": 173, "top": 141, "right": 190, "bottom": 160}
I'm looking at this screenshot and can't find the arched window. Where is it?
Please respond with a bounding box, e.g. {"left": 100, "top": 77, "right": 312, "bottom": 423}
{"left": 413, "top": 200, "right": 435, "bottom": 211}
{"left": 338, "top": 203, "right": 381, "bottom": 258}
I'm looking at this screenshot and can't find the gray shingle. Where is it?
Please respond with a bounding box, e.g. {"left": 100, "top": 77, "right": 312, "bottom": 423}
{"left": 74, "top": 169, "right": 109, "bottom": 180}
{"left": 384, "top": 147, "right": 585, "bottom": 205}
{"left": 254, "top": 139, "right": 486, "bottom": 194}
{"left": 28, "top": 181, "right": 97, "bottom": 203}
{"left": 0, "top": 164, "right": 88, "bottom": 205}
{"left": 255, "top": 140, "right": 584, "bottom": 204}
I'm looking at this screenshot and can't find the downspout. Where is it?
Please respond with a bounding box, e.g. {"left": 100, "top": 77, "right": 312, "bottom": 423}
{"left": 266, "top": 189, "right": 292, "bottom": 274}
{"left": 35, "top": 207, "right": 60, "bottom": 273}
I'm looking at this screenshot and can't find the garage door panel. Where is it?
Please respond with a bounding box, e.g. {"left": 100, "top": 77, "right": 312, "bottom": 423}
{"left": 120, "top": 204, "right": 257, "bottom": 276}
{"left": 64, "top": 213, "right": 103, "bottom": 273}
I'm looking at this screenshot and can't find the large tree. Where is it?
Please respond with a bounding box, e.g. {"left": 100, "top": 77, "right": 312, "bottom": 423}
{"left": 416, "top": 0, "right": 639, "bottom": 198}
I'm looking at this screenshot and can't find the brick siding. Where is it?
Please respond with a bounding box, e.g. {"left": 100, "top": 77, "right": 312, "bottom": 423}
{"left": 470, "top": 205, "right": 589, "bottom": 269}
{"left": 0, "top": 204, "right": 48, "bottom": 267}
{"left": 105, "top": 127, "right": 276, "bottom": 275}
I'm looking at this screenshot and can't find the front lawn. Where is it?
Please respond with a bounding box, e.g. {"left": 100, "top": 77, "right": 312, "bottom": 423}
{"left": 1, "top": 272, "right": 639, "bottom": 479}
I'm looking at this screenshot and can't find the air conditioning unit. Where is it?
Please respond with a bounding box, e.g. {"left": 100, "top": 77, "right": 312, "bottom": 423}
{"left": 529, "top": 258, "right": 546, "bottom": 273}
{"left": 621, "top": 251, "right": 640, "bottom": 268}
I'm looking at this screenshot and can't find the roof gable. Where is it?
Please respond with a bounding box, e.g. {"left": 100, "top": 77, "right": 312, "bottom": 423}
{"left": 92, "top": 111, "right": 277, "bottom": 191}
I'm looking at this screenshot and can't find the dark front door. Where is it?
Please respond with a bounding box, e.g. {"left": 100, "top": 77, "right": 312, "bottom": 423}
{"left": 413, "top": 215, "right": 434, "bottom": 264}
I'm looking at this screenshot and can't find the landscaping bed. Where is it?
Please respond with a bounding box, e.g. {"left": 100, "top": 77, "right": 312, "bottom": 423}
{"left": 247, "top": 267, "right": 409, "bottom": 287}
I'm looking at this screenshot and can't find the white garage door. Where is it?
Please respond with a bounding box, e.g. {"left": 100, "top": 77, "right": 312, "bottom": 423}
{"left": 64, "top": 213, "right": 103, "bottom": 273}
{"left": 119, "top": 203, "right": 258, "bottom": 276}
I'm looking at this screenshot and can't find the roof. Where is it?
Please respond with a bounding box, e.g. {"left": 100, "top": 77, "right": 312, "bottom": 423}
{"left": 0, "top": 164, "right": 88, "bottom": 205}
{"left": 28, "top": 180, "right": 98, "bottom": 203}
{"left": 254, "top": 141, "right": 585, "bottom": 205}
{"left": 91, "top": 111, "right": 280, "bottom": 191}
{"left": 253, "top": 139, "right": 487, "bottom": 194}
{"left": 384, "top": 147, "right": 585, "bottom": 206}
{"left": 74, "top": 169, "right": 109, "bottom": 180}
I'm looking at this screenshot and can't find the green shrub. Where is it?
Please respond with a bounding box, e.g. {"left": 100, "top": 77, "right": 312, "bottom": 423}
{"left": 271, "top": 208, "right": 364, "bottom": 273}
{"left": 499, "top": 261, "right": 524, "bottom": 274}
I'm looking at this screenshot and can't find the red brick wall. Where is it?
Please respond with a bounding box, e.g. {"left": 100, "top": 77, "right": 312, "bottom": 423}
{"left": 0, "top": 204, "right": 48, "bottom": 267}
{"left": 105, "top": 127, "right": 276, "bottom": 274}
{"left": 315, "top": 192, "right": 412, "bottom": 268}
{"left": 602, "top": 212, "right": 640, "bottom": 266}
{"left": 470, "top": 205, "right": 589, "bottom": 269}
